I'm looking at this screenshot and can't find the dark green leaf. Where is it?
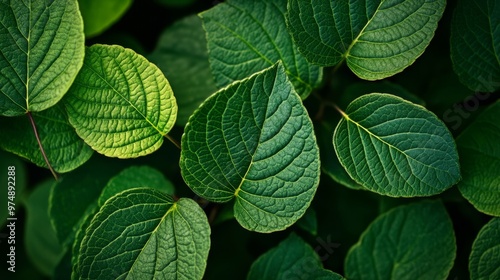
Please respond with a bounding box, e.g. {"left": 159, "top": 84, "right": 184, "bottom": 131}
{"left": 469, "top": 217, "right": 500, "bottom": 279}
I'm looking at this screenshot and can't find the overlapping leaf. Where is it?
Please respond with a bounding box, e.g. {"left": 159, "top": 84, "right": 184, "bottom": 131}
{"left": 65, "top": 44, "right": 177, "bottom": 158}
{"left": 333, "top": 93, "right": 460, "bottom": 197}
{"left": 76, "top": 188, "right": 210, "bottom": 280}
{"left": 469, "top": 217, "right": 500, "bottom": 279}
{"left": 247, "top": 233, "right": 343, "bottom": 280}
{"left": 451, "top": 0, "right": 500, "bottom": 92}
{"left": 78, "top": 0, "right": 133, "bottom": 37}
{"left": 0, "top": 104, "right": 93, "bottom": 173}
{"left": 457, "top": 101, "right": 500, "bottom": 216}
{"left": 287, "top": 0, "right": 445, "bottom": 80}
{"left": 345, "top": 201, "right": 456, "bottom": 279}
{"left": 180, "top": 63, "right": 320, "bottom": 232}
{"left": 200, "top": 0, "right": 322, "bottom": 98}
{"left": 0, "top": 0, "right": 84, "bottom": 116}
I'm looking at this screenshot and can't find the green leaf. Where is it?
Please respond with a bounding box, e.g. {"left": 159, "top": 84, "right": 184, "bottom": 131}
{"left": 333, "top": 93, "right": 460, "bottom": 197}
{"left": 71, "top": 204, "right": 98, "bottom": 280}
{"left": 180, "top": 63, "right": 320, "bottom": 232}
{"left": 0, "top": 104, "right": 93, "bottom": 173}
{"left": 149, "top": 15, "right": 217, "bottom": 126}
{"left": 470, "top": 217, "right": 500, "bottom": 279}
{"left": 0, "top": 0, "right": 84, "bottom": 116}
{"left": 98, "top": 165, "right": 175, "bottom": 206}
{"left": 25, "top": 180, "right": 66, "bottom": 277}
{"left": 200, "top": 0, "right": 322, "bottom": 99}
{"left": 0, "top": 150, "right": 26, "bottom": 227}
{"left": 76, "top": 188, "right": 210, "bottom": 280}
{"left": 49, "top": 156, "right": 126, "bottom": 247}
{"left": 78, "top": 0, "right": 133, "bottom": 38}
{"left": 450, "top": 0, "right": 500, "bottom": 92}
{"left": 457, "top": 101, "right": 500, "bottom": 216}
{"left": 286, "top": 0, "right": 445, "bottom": 80}
{"left": 247, "top": 233, "right": 343, "bottom": 280}
{"left": 65, "top": 44, "right": 177, "bottom": 158}
{"left": 345, "top": 201, "right": 456, "bottom": 279}
{"left": 296, "top": 207, "right": 318, "bottom": 236}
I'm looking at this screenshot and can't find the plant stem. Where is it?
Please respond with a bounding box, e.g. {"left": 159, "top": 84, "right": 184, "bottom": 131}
{"left": 165, "top": 134, "right": 181, "bottom": 149}
{"left": 27, "top": 112, "right": 59, "bottom": 180}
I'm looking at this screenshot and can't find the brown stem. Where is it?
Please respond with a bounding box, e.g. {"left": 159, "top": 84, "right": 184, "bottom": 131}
{"left": 165, "top": 134, "right": 181, "bottom": 149}
{"left": 27, "top": 112, "right": 58, "bottom": 180}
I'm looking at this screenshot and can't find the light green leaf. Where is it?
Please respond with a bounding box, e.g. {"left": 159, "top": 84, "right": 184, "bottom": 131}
{"left": 78, "top": 0, "right": 133, "bottom": 38}
{"left": 457, "top": 101, "right": 500, "bottom": 216}
{"left": 333, "top": 93, "right": 460, "bottom": 197}
{"left": 149, "top": 15, "right": 217, "bottom": 126}
{"left": 25, "top": 180, "right": 66, "bottom": 277}
{"left": 451, "top": 0, "right": 500, "bottom": 92}
{"left": 65, "top": 44, "right": 177, "bottom": 158}
{"left": 0, "top": 104, "right": 93, "bottom": 173}
{"left": 286, "top": 0, "right": 445, "bottom": 80}
{"left": 76, "top": 189, "right": 210, "bottom": 280}
{"left": 98, "top": 165, "right": 175, "bottom": 206}
{"left": 470, "top": 217, "right": 500, "bottom": 279}
{"left": 345, "top": 201, "right": 456, "bottom": 280}
{"left": 247, "top": 233, "right": 343, "bottom": 280}
{"left": 200, "top": 0, "right": 322, "bottom": 99}
{"left": 0, "top": 150, "right": 26, "bottom": 228}
{"left": 0, "top": 0, "right": 84, "bottom": 116}
{"left": 180, "top": 63, "right": 320, "bottom": 232}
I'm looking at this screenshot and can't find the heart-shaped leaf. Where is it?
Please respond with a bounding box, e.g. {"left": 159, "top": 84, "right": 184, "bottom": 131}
{"left": 76, "top": 188, "right": 210, "bottom": 280}
{"left": 451, "top": 0, "right": 500, "bottom": 92}
{"left": 247, "top": 233, "right": 343, "bottom": 280}
{"left": 200, "top": 0, "right": 322, "bottom": 99}
{"left": 0, "top": 104, "right": 93, "bottom": 173}
{"left": 333, "top": 93, "right": 460, "bottom": 197}
{"left": 345, "top": 201, "right": 456, "bottom": 279}
{"left": 469, "top": 217, "right": 500, "bottom": 280}
{"left": 180, "top": 63, "right": 320, "bottom": 232}
{"left": 457, "top": 101, "right": 500, "bottom": 216}
{"left": 0, "top": 0, "right": 84, "bottom": 116}
{"left": 65, "top": 44, "right": 177, "bottom": 158}
{"left": 287, "top": 0, "right": 445, "bottom": 80}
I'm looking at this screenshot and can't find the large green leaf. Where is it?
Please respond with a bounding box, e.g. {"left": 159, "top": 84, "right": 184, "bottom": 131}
{"left": 247, "top": 233, "right": 343, "bottom": 280}
{"left": 286, "top": 0, "right": 445, "bottom": 80}
{"left": 345, "top": 201, "right": 456, "bottom": 279}
{"left": 76, "top": 188, "right": 210, "bottom": 280}
{"left": 78, "top": 0, "right": 133, "bottom": 38}
{"left": 98, "top": 165, "right": 175, "bottom": 206}
{"left": 0, "top": 0, "right": 84, "bottom": 116}
{"left": 149, "top": 15, "right": 217, "bottom": 126}
{"left": 451, "top": 0, "right": 500, "bottom": 92}
{"left": 333, "top": 93, "right": 460, "bottom": 197}
{"left": 200, "top": 0, "right": 322, "bottom": 99}
{"left": 0, "top": 104, "right": 93, "bottom": 173}
{"left": 180, "top": 63, "right": 320, "bottom": 232}
{"left": 457, "top": 101, "right": 500, "bottom": 216}
{"left": 470, "top": 217, "right": 500, "bottom": 279}
{"left": 25, "top": 180, "right": 65, "bottom": 277}
{"left": 65, "top": 44, "right": 177, "bottom": 158}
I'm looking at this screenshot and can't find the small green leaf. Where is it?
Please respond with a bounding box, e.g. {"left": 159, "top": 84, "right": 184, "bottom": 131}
{"left": 77, "top": 188, "right": 210, "bottom": 280}
{"left": 247, "top": 233, "right": 343, "bottom": 280}
{"left": 470, "top": 217, "right": 500, "bottom": 279}
{"left": 451, "top": 0, "right": 500, "bottom": 92}
{"left": 287, "top": 0, "right": 445, "bottom": 80}
{"left": 98, "top": 165, "right": 175, "bottom": 206}
{"left": 457, "top": 101, "right": 500, "bottom": 216}
{"left": 65, "top": 44, "right": 177, "bottom": 158}
{"left": 180, "top": 63, "right": 320, "bottom": 232}
{"left": 78, "top": 0, "right": 133, "bottom": 38}
{"left": 333, "top": 93, "right": 460, "bottom": 197}
{"left": 0, "top": 150, "right": 26, "bottom": 227}
{"left": 296, "top": 207, "right": 318, "bottom": 236}
{"left": 200, "top": 0, "right": 322, "bottom": 98}
{"left": 0, "top": 104, "right": 93, "bottom": 173}
{"left": 149, "top": 15, "right": 217, "bottom": 126}
{"left": 345, "top": 201, "right": 456, "bottom": 280}
{"left": 25, "top": 180, "right": 66, "bottom": 277}
{"left": 0, "top": 0, "right": 84, "bottom": 116}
